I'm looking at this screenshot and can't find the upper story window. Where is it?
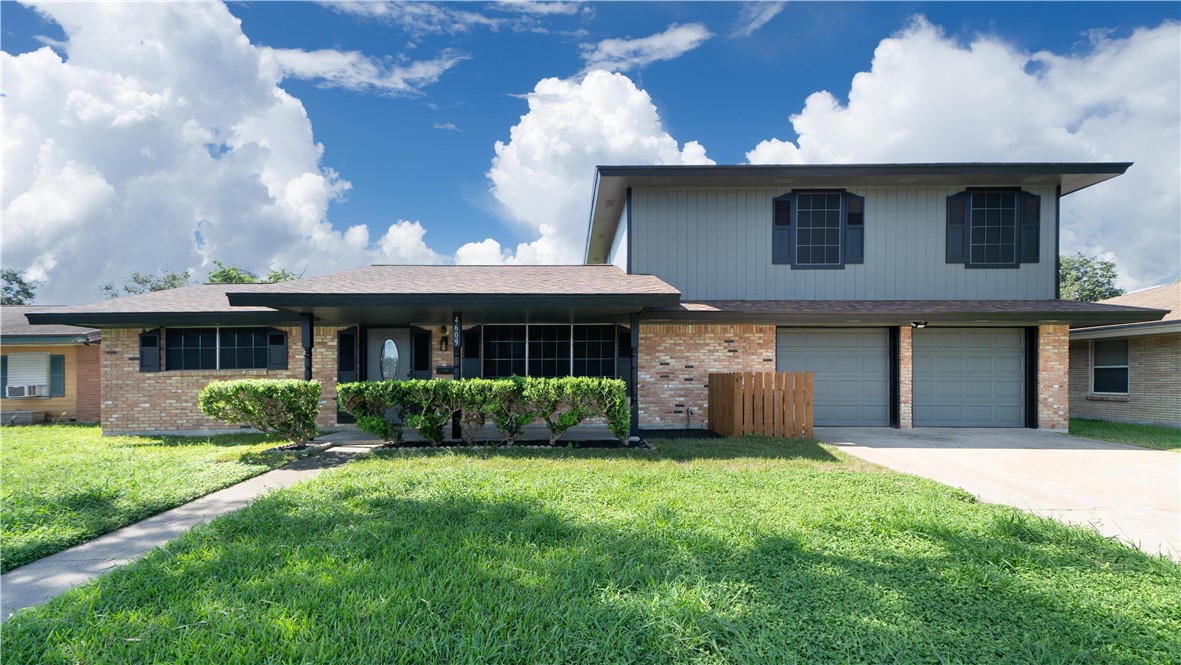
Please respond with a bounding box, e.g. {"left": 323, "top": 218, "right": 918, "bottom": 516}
{"left": 772, "top": 190, "right": 865, "bottom": 269}
{"left": 1091, "top": 339, "right": 1129, "bottom": 395}
{"left": 139, "top": 327, "right": 287, "bottom": 372}
{"left": 946, "top": 189, "right": 1041, "bottom": 268}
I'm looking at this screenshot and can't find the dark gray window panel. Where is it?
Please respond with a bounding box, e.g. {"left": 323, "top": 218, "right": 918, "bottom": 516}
{"left": 946, "top": 192, "right": 969, "bottom": 263}
{"left": 771, "top": 194, "right": 792, "bottom": 265}
{"left": 1, "top": 357, "right": 7, "bottom": 398}
{"left": 1019, "top": 192, "right": 1041, "bottom": 263}
{"left": 1092, "top": 338, "right": 1129, "bottom": 394}
{"left": 139, "top": 329, "right": 161, "bottom": 372}
{"left": 845, "top": 193, "right": 865, "bottom": 264}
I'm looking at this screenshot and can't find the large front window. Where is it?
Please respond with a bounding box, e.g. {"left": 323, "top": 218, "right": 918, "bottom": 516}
{"left": 969, "top": 192, "right": 1018, "bottom": 266}
{"left": 163, "top": 327, "right": 285, "bottom": 371}
{"left": 480, "top": 324, "right": 618, "bottom": 379}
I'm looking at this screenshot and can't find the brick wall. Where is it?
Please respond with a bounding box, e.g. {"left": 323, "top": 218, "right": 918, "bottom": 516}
{"left": 101, "top": 325, "right": 343, "bottom": 435}
{"left": 1069, "top": 333, "right": 1181, "bottom": 428}
{"left": 1037, "top": 324, "right": 1069, "bottom": 430}
{"left": 637, "top": 324, "right": 776, "bottom": 429}
{"left": 898, "top": 326, "right": 912, "bottom": 429}
{"left": 75, "top": 343, "right": 102, "bottom": 422}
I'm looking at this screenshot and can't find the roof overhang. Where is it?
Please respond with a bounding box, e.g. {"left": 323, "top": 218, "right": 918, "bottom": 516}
{"left": 640, "top": 300, "right": 1166, "bottom": 328}
{"left": 1070, "top": 319, "right": 1181, "bottom": 341}
{"left": 225, "top": 293, "right": 682, "bottom": 326}
{"left": 25, "top": 311, "right": 300, "bottom": 329}
{"left": 585, "top": 162, "right": 1132, "bottom": 264}
{"left": 0, "top": 333, "right": 100, "bottom": 345}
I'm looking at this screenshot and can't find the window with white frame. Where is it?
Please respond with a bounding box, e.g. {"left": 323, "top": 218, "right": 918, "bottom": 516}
{"left": 1, "top": 352, "right": 65, "bottom": 398}
{"left": 1091, "top": 339, "right": 1129, "bottom": 395}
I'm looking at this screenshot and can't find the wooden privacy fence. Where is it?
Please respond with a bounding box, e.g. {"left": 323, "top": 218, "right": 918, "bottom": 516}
{"left": 708, "top": 372, "right": 813, "bottom": 438}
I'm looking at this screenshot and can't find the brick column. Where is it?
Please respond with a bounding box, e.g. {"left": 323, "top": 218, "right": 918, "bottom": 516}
{"left": 1037, "top": 324, "right": 1069, "bottom": 430}
{"left": 898, "top": 326, "right": 913, "bottom": 429}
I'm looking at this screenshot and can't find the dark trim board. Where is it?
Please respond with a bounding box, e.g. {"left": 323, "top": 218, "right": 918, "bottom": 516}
{"left": 889, "top": 327, "right": 900, "bottom": 428}
{"left": 1025, "top": 327, "right": 1039, "bottom": 429}
{"left": 25, "top": 311, "right": 301, "bottom": 328}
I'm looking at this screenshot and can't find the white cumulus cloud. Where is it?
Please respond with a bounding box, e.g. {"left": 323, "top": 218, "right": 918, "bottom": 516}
{"left": 581, "top": 23, "right": 712, "bottom": 73}
{"left": 460, "top": 70, "right": 714, "bottom": 264}
{"left": 747, "top": 17, "right": 1181, "bottom": 289}
{"left": 1, "top": 1, "right": 448, "bottom": 304}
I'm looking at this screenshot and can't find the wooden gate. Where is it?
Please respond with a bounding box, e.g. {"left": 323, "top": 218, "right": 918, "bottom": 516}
{"left": 707, "top": 372, "right": 813, "bottom": 438}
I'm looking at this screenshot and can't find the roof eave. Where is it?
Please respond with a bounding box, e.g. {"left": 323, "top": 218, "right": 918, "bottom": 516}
{"left": 25, "top": 311, "right": 299, "bottom": 328}
{"left": 1070, "top": 319, "right": 1181, "bottom": 340}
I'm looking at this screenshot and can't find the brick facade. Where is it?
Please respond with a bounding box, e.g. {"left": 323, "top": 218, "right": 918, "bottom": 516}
{"left": 75, "top": 343, "right": 102, "bottom": 422}
{"left": 1069, "top": 333, "right": 1181, "bottom": 428}
{"left": 1037, "top": 324, "right": 1070, "bottom": 431}
{"left": 637, "top": 324, "right": 776, "bottom": 429}
{"left": 898, "top": 326, "right": 913, "bottom": 429}
{"left": 101, "top": 325, "right": 343, "bottom": 435}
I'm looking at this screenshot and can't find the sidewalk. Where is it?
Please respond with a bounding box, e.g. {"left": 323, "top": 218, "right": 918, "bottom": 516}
{"left": 1, "top": 442, "right": 375, "bottom": 619}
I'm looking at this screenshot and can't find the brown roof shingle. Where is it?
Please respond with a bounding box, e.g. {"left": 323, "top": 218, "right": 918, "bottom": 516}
{"left": 1098, "top": 283, "right": 1179, "bottom": 322}
{"left": 1, "top": 306, "right": 100, "bottom": 340}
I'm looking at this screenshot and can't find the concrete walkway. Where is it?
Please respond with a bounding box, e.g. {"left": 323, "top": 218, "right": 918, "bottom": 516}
{"left": 1, "top": 442, "right": 378, "bottom": 619}
{"left": 817, "top": 427, "right": 1181, "bottom": 560}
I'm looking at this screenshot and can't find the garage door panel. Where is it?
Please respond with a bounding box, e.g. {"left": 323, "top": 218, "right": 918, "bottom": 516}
{"left": 913, "top": 328, "right": 1024, "bottom": 428}
{"left": 777, "top": 328, "right": 889, "bottom": 426}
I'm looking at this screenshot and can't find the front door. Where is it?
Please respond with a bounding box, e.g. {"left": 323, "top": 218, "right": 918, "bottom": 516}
{"left": 367, "top": 328, "right": 412, "bottom": 382}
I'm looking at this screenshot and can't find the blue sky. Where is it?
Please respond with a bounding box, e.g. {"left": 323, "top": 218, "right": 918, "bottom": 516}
{"left": 2, "top": 2, "right": 1178, "bottom": 303}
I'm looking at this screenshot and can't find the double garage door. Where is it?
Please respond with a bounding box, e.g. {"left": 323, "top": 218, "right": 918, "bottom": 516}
{"left": 776, "top": 328, "right": 1025, "bottom": 427}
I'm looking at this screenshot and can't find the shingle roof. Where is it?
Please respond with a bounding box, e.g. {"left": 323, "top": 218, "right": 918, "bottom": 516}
{"left": 230, "top": 265, "right": 680, "bottom": 297}
{"left": 644, "top": 299, "right": 1167, "bottom": 328}
{"left": 1098, "top": 283, "right": 1179, "bottom": 322}
{"left": 1, "top": 306, "right": 100, "bottom": 341}
{"left": 24, "top": 284, "right": 299, "bottom": 328}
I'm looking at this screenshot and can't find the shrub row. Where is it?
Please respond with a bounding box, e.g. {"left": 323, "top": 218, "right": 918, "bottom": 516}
{"left": 336, "top": 377, "right": 630, "bottom": 446}
{"left": 198, "top": 379, "right": 321, "bottom": 445}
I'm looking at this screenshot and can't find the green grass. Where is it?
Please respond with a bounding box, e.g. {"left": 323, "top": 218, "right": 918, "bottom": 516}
{"left": 4, "top": 437, "right": 1179, "bottom": 664}
{"left": 1070, "top": 417, "right": 1181, "bottom": 453}
{"left": 0, "top": 424, "right": 299, "bottom": 572}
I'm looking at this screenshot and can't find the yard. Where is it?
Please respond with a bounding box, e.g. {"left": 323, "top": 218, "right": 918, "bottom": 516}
{"left": 4, "top": 437, "right": 1178, "bottom": 664}
{"left": 1070, "top": 418, "right": 1181, "bottom": 453}
{"left": 0, "top": 425, "right": 298, "bottom": 572}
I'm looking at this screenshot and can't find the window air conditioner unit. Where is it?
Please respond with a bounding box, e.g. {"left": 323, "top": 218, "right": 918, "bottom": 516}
{"left": 6, "top": 386, "right": 26, "bottom": 398}
{"left": 26, "top": 385, "right": 46, "bottom": 397}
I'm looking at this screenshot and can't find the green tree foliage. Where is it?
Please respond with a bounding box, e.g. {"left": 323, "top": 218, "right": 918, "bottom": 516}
{"left": 1, "top": 268, "right": 39, "bottom": 305}
{"left": 207, "top": 261, "right": 259, "bottom": 284}
{"left": 101, "top": 269, "right": 193, "bottom": 298}
{"left": 264, "top": 268, "right": 301, "bottom": 282}
{"left": 1059, "top": 253, "right": 1125, "bottom": 302}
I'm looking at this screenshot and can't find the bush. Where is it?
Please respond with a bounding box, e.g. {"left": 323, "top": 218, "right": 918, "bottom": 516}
{"left": 490, "top": 377, "right": 534, "bottom": 446}
{"left": 335, "top": 376, "right": 630, "bottom": 446}
{"left": 337, "top": 381, "right": 407, "bottom": 445}
{"left": 198, "top": 379, "right": 321, "bottom": 445}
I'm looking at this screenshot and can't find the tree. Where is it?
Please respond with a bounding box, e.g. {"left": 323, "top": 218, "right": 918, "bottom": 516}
{"left": 101, "top": 269, "right": 193, "bottom": 298}
{"left": 1, "top": 268, "right": 38, "bottom": 305}
{"left": 207, "top": 261, "right": 258, "bottom": 284}
{"left": 1059, "top": 253, "right": 1124, "bottom": 302}
{"left": 264, "top": 267, "right": 300, "bottom": 282}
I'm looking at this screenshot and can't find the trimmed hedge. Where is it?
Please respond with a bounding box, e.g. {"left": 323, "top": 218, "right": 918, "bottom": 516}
{"left": 337, "top": 377, "right": 629, "bottom": 446}
{"left": 198, "top": 379, "right": 321, "bottom": 445}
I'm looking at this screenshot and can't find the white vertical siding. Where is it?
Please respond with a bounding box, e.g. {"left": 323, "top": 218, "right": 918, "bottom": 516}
{"left": 632, "top": 185, "right": 1058, "bottom": 300}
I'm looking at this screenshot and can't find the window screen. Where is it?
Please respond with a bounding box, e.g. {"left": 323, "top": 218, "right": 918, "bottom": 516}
{"left": 573, "top": 325, "right": 616, "bottom": 377}
{"left": 969, "top": 192, "right": 1017, "bottom": 266}
{"left": 219, "top": 328, "right": 270, "bottom": 370}
{"left": 795, "top": 192, "right": 843, "bottom": 266}
{"left": 528, "top": 325, "right": 571, "bottom": 377}
{"left": 1092, "top": 339, "right": 1129, "bottom": 394}
{"left": 483, "top": 325, "right": 526, "bottom": 378}
{"left": 166, "top": 328, "right": 217, "bottom": 370}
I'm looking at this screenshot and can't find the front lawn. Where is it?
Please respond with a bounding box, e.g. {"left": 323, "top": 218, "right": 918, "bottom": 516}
{"left": 0, "top": 425, "right": 298, "bottom": 572}
{"left": 4, "top": 437, "right": 1179, "bottom": 663}
{"left": 1070, "top": 417, "right": 1181, "bottom": 453}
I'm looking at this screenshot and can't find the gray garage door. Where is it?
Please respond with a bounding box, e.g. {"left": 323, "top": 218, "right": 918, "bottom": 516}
{"left": 776, "top": 328, "right": 889, "bottom": 426}
{"left": 913, "top": 329, "right": 1024, "bottom": 427}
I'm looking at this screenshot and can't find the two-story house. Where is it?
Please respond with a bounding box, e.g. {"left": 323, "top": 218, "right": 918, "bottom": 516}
{"left": 29, "top": 163, "right": 1166, "bottom": 436}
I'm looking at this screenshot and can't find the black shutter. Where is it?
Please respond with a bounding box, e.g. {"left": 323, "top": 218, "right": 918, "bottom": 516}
{"left": 411, "top": 328, "right": 432, "bottom": 379}
{"left": 946, "top": 191, "right": 969, "bottom": 263}
{"left": 845, "top": 192, "right": 865, "bottom": 264}
{"left": 462, "top": 327, "right": 482, "bottom": 379}
{"left": 772, "top": 194, "right": 792, "bottom": 265}
{"left": 1019, "top": 192, "right": 1041, "bottom": 263}
{"left": 139, "top": 329, "right": 161, "bottom": 372}
{"left": 266, "top": 328, "right": 288, "bottom": 370}
{"left": 336, "top": 327, "right": 358, "bottom": 424}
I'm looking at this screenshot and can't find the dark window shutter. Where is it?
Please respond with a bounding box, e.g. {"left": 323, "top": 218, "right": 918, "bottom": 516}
{"left": 140, "top": 329, "right": 161, "bottom": 372}
{"left": 772, "top": 194, "right": 792, "bottom": 265}
{"left": 845, "top": 192, "right": 865, "bottom": 264}
{"left": 946, "top": 191, "right": 969, "bottom": 263}
{"left": 1019, "top": 192, "right": 1041, "bottom": 263}
{"left": 49, "top": 355, "right": 65, "bottom": 397}
{"left": 266, "top": 329, "right": 288, "bottom": 370}
{"left": 1, "top": 356, "right": 7, "bottom": 399}
{"left": 412, "top": 329, "right": 432, "bottom": 377}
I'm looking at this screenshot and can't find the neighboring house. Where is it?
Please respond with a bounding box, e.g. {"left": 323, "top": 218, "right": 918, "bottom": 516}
{"left": 29, "top": 163, "right": 1166, "bottom": 436}
{"left": 1, "top": 306, "right": 102, "bottom": 423}
{"left": 1069, "top": 282, "right": 1180, "bottom": 428}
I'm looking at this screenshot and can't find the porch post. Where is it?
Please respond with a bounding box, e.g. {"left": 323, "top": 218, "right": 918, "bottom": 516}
{"left": 301, "top": 313, "right": 314, "bottom": 381}
{"left": 451, "top": 312, "right": 462, "bottom": 440}
{"left": 630, "top": 314, "right": 640, "bottom": 438}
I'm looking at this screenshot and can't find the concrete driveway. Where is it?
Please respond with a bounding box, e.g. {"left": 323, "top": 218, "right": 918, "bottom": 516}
{"left": 816, "top": 427, "right": 1180, "bottom": 560}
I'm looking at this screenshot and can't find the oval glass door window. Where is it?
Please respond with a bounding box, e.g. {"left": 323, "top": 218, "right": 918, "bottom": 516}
{"left": 380, "top": 338, "right": 400, "bottom": 380}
